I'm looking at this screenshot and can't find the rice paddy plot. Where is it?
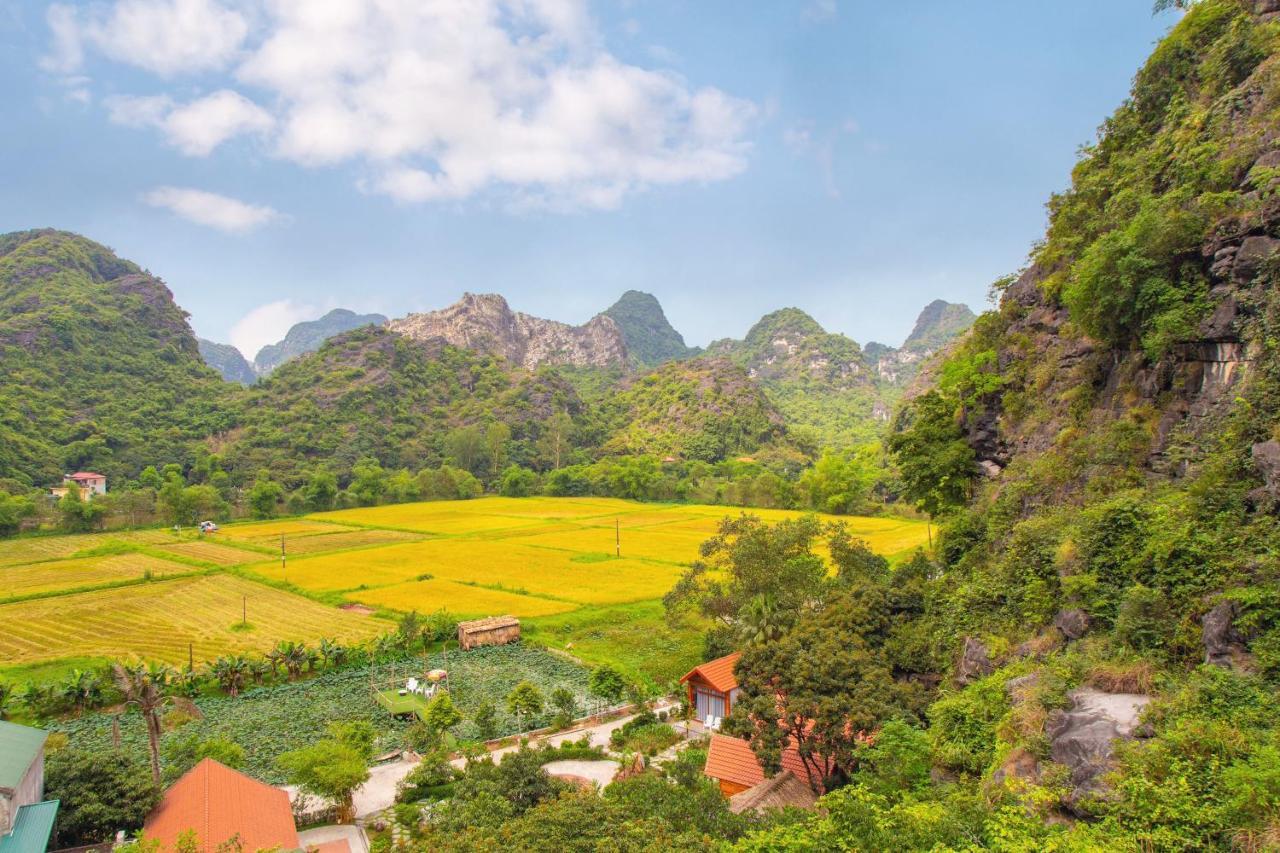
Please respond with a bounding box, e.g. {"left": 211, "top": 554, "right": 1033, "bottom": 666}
{"left": 517, "top": 525, "right": 709, "bottom": 565}
{"left": 0, "top": 534, "right": 104, "bottom": 568}
{"left": 0, "top": 574, "right": 388, "bottom": 667}
{"left": 1, "top": 553, "right": 195, "bottom": 599}
{"left": 255, "top": 537, "right": 687, "bottom": 605}
{"left": 350, "top": 577, "right": 577, "bottom": 619}
{"left": 275, "top": 528, "right": 426, "bottom": 555}
{"left": 216, "top": 519, "right": 352, "bottom": 542}
{"left": 155, "top": 540, "right": 264, "bottom": 566}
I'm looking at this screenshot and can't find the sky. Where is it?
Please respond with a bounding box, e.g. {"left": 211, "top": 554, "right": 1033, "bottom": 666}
{"left": 0, "top": 1, "right": 1178, "bottom": 361}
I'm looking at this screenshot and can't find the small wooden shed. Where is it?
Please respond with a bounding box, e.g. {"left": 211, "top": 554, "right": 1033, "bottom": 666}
{"left": 457, "top": 615, "right": 521, "bottom": 650}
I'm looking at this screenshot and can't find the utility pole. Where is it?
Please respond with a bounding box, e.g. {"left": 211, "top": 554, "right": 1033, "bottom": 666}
{"left": 281, "top": 534, "right": 287, "bottom": 582}
{"left": 242, "top": 595, "right": 247, "bottom": 627}
{"left": 615, "top": 519, "right": 620, "bottom": 557}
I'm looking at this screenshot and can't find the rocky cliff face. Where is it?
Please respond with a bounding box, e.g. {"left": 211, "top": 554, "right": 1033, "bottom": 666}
{"left": 388, "top": 293, "right": 629, "bottom": 370}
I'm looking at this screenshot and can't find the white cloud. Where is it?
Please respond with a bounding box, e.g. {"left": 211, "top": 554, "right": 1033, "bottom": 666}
{"left": 142, "top": 186, "right": 285, "bottom": 233}
{"left": 229, "top": 299, "right": 315, "bottom": 361}
{"left": 42, "top": 0, "right": 247, "bottom": 76}
{"left": 105, "top": 90, "right": 272, "bottom": 155}
{"left": 52, "top": 0, "right": 756, "bottom": 210}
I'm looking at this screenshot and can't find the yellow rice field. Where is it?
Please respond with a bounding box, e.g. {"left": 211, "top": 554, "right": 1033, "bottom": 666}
{"left": 0, "top": 497, "right": 928, "bottom": 671}
{"left": 0, "top": 574, "right": 385, "bottom": 666}
{"left": 1, "top": 553, "right": 195, "bottom": 599}
{"left": 350, "top": 577, "right": 578, "bottom": 619}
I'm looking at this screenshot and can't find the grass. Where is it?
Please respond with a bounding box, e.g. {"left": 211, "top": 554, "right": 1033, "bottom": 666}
{"left": 0, "top": 574, "right": 389, "bottom": 668}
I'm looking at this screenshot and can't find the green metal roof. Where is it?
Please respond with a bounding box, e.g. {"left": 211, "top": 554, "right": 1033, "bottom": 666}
{"left": 0, "top": 722, "right": 47, "bottom": 790}
{"left": 0, "top": 800, "right": 58, "bottom": 853}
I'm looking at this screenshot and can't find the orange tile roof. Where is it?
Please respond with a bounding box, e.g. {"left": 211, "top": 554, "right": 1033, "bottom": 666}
{"left": 705, "top": 732, "right": 829, "bottom": 793}
{"left": 67, "top": 472, "right": 104, "bottom": 480}
{"left": 679, "top": 652, "right": 741, "bottom": 693}
{"left": 144, "top": 759, "right": 299, "bottom": 853}
{"left": 704, "top": 734, "right": 766, "bottom": 788}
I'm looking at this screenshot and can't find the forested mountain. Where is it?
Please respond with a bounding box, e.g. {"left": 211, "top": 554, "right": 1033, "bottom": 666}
{"left": 731, "top": 3, "right": 1280, "bottom": 847}
{"left": 253, "top": 308, "right": 388, "bottom": 375}
{"left": 601, "top": 290, "right": 700, "bottom": 366}
{"left": 864, "top": 298, "right": 977, "bottom": 389}
{"left": 0, "top": 229, "right": 236, "bottom": 487}
{"left": 707, "top": 308, "right": 887, "bottom": 446}
{"left": 197, "top": 338, "right": 256, "bottom": 385}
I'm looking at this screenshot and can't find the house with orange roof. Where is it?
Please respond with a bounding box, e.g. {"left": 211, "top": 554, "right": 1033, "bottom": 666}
{"left": 703, "top": 731, "right": 829, "bottom": 798}
{"left": 143, "top": 758, "right": 348, "bottom": 853}
{"left": 678, "top": 651, "right": 741, "bottom": 724}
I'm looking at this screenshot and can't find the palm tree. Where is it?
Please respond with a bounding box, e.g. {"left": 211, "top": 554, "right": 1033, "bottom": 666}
{"left": 61, "top": 669, "right": 104, "bottom": 716}
{"left": 736, "top": 594, "right": 788, "bottom": 646}
{"left": 210, "top": 655, "right": 252, "bottom": 698}
{"left": 266, "top": 643, "right": 289, "bottom": 679}
{"left": 281, "top": 642, "right": 309, "bottom": 681}
{"left": 317, "top": 638, "right": 338, "bottom": 670}
{"left": 112, "top": 661, "right": 172, "bottom": 783}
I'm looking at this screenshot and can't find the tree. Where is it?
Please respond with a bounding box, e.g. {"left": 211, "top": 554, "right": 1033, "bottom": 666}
{"left": 550, "top": 687, "right": 576, "bottom": 727}
{"left": 112, "top": 662, "right": 172, "bottom": 783}
{"left": 0, "top": 680, "right": 13, "bottom": 719}
{"left": 473, "top": 700, "right": 500, "bottom": 741}
{"left": 0, "top": 492, "right": 35, "bottom": 537}
{"left": 350, "top": 458, "right": 388, "bottom": 506}
{"left": 277, "top": 722, "right": 374, "bottom": 823}
{"left": 798, "top": 447, "right": 879, "bottom": 515}
{"left": 499, "top": 465, "right": 539, "bottom": 497}
{"left": 588, "top": 664, "right": 627, "bottom": 706}
{"left": 162, "top": 734, "right": 246, "bottom": 783}
{"left": 444, "top": 426, "right": 488, "bottom": 477}
{"left": 736, "top": 594, "right": 789, "bottom": 646}
{"left": 247, "top": 471, "right": 284, "bottom": 519}
{"left": 58, "top": 486, "right": 107, "bottom": 532}
{"left": 61, "top": 668, "right": 104, "bottom": 716}
{"left": 209, "top": 655, "right": 252, "bottom": 697}
{"left": 664, "top": 514, "right": 829, "bottom": 627}
{"left": 182, "top": 485, "right": 227, "bottom": 524}
{"left": 422, "top": 693, "right": 463, "bottom": 740}
{"left": 507, "top": 681, "right": 544, "bottom": 731}
{"left": 45, "top": 749, "right": 162, "bottom": 847}
{"left": 305, "top": 469, "right": 339, "bottom": 512}
{"left": 731, "top": 587, "right": 902, "bottom": 790}
{"left": 485, "top": 422, "right": 512, "bottom": 479}
{"left": 537, "top": 411, "right": 574, "bottom": 470}
{"left": 887, "top": 391, "right": 976, "bottom": 518}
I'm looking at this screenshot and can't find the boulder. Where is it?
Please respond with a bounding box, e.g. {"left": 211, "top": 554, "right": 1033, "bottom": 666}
{"left": 1252, "top": 440, "right": 1280, "bottom": 498}
{"left": 956, "top": 636, "right": 995, "bottom": 685}
{"left": 1202, "top": 601, "right": 1242, "bottom": 668}
{"left": 1210, "top": 246, "right": 1238, "bottom": 280}
{"left": 1053, "top": 608, "right": 1091, "bottom": 641}
{"left": 1047, "top": 688, "right": 1152, "bottom": 815}
{"left": 1232, "top": 235, "right": 1280, "bottom": 282}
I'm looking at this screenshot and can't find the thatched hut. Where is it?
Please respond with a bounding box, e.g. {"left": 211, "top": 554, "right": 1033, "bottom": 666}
{"left": 457, "top": 615, "right": 521, "bottom": 650}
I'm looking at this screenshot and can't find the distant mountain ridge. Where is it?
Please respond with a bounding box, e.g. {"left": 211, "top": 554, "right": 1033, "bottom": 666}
{"left": 388, "top": 293, "right": 629, "bottom": 369}
{"left": 198, "top": 338, "right": 256, "bottom": 385}
{"left": 254, "top": 308, "right": 388, "bottom": 375}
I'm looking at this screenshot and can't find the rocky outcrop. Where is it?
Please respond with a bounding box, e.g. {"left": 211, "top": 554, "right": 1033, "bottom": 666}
{"left": 255, "top": 309, "right": 388, "bottom": 375}
{"left": 1053, "top": 609, "right": 1091, "bottom": 641}
{"left": 389, "top": 293, "right": 629, "bottom": 370}
{"left": 956, "top": 637, "right": 995, "bottom": 685}
{"left": 1202, "top": 600, "right": 1245, "bottom": 669}
{"left": 1047, "top": 688, "right": 1152, "bottom": 815}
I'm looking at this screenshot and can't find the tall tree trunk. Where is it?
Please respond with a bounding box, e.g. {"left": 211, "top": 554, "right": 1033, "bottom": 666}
{"left": 145, "top": 709, "right": 162, "bottom": 783}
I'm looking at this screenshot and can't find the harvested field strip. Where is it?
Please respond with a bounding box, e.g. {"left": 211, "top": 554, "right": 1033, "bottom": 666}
{"left": 1, "top": 553, "right": 194, "bottom": 598}
{"left": 0, "top": 574, "right": 388, "bottom": 666}
{"left": 216, "top": 520, "right": 353, "bottom": 541}
{"left": 154, "top": 541, "right": 265, "bottom": 566}
{"left": 349, "top": 578, "right": 577, "bottom": 618}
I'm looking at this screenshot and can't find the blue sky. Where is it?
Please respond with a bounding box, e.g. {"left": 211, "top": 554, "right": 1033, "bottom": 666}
{"left": 0, "top": 1, "right": 1176, "bottom": 360}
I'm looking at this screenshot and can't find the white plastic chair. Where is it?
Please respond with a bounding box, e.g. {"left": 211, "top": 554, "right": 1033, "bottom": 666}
{"left": 406, "top": 677, "right": 420, "bottom": 694}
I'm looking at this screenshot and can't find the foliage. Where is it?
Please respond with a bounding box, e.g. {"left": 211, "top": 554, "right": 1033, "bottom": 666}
{"left": 277, "top": 723, "right": 372, "bottom": 822}
{"left": 45, "top": 749, "right": 162, "bottom": 847}
{"left": 161, "top": 733, "right": 246, "bottom": 783}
